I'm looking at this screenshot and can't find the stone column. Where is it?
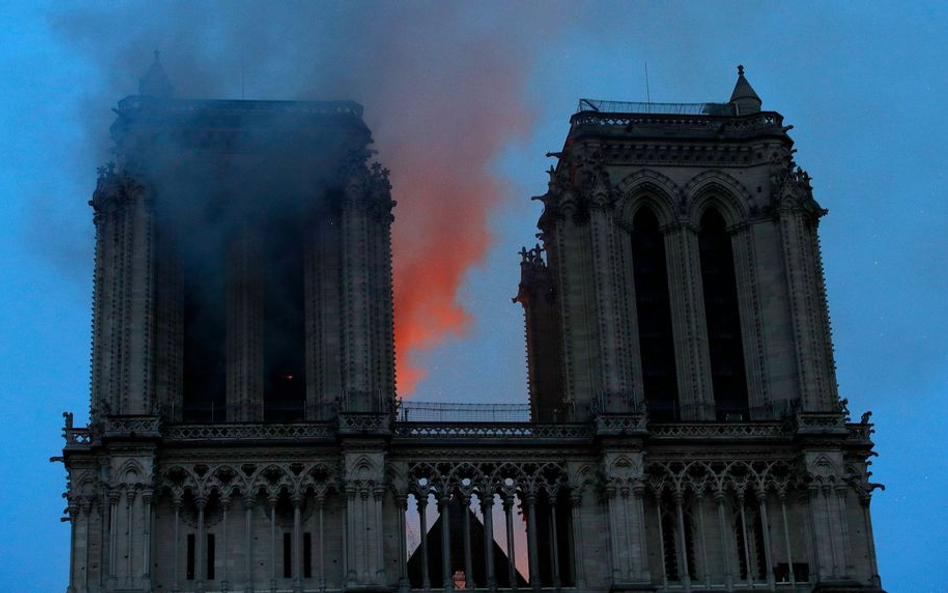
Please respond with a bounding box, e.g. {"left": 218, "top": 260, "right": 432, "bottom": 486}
{"left": 293, "top": 496, "right": 303, "bottom": 593}
{"left": 374, "top": 487, "right": 386, "bottom": 582}
{"left": 525, "top": 493, "right": 540, "bottom": 590}
{"left": 221, "top": 499, "right": 230, "bottom": 592}
{"left": 108, "top": 490, "right": 120, "bottom": 590}
{"left": 318, "top": 496, "right": 327, "bottom": 591}
{"left": 481, "top": 494, "right": 497, "bottom": 591}
{"left": 730, "top": 224, "right": 769, "bottom": 418}
{"left": 196, "top": 497, "right": 207, "bottom": 593}
{"left": 227, "top": 225, "right": 263, "bottom": 422}
{"left": 714, "top": 490, "right": 734, "bottom": 591}
{"left": 756, "top": 490, "right": 775, "bottom": 590}
{"left": 568, "top": 493, "right": 585, "bottom": 589}
{"left": 663, "top": 222, "right": 714, "bottom": 420}
{"left": 462, "top": 494, "right": 473, "bottom": 589}
{"left": 605, "top": 486, "right": 621, "bottom": 580}
{"left": 779, "top": 493, "right": 796, "bottom": 586}
{"left": 777, "top": 208, "right": 837, "bottom": 410}
{"left": 439, "top": 494, "right": 453, "bottom": 591}
{"left": 67, "top": 502, "right": 78, "bottom": 593}
{"left": 695, "top": 492, "right": 710, "bottom": 588}
{"left": 835, "top": 486, "right": 854, "bottom": 577}
{"left": 172, "top": 498, "right": 182, "bottom": 593}
{"left": 503, "top": 494, "right": 518, "bottom": 589}
{"left": 549, "top": 498, "right": 561, "bottom": 588}
{"left": 737, "top": 493, "right": 754, "bottom": 586}
{"left": 395, "top": 495, "right": 410, "bottom": 592}
{"left": 674, "top": 491, "right": 692, "bottom": 591}
{"left": 860, "top": 494, "right": 882, "bottom": 587}
{"left": 417, "top": 495, "right": 431, "bottom": 590}
{"left": 83, "top": 501, "right": 93, "bottom": 593}
{"left": 125, "top": 187, "right": 156, "bottom": 415}
{"left": 244, "top": 497, "right": 255, "bottom": 593}
{"left": 268, "top": 498, "right": 277, "bottom": 592}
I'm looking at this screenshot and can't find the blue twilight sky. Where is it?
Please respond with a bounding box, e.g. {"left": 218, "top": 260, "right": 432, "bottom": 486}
{"left": 1, "top": 2, "right": 946, "bottom": 591}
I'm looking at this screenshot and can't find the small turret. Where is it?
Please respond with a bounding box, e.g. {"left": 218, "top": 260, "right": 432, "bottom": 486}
{"left": 139, "top": 50, "right": 174, "bottom": 99}
{"left": 729, "top": 64, "right": 761, "bottom": 114}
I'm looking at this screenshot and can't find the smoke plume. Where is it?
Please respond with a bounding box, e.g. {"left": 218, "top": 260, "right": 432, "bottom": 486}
{"left": 49, "top": 1, "right": 564, "bottom": 395}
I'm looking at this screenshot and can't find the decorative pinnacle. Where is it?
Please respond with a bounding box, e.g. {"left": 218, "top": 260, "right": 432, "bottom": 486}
{"left": 738, "top": 64, "right": 745, "bottom": 76}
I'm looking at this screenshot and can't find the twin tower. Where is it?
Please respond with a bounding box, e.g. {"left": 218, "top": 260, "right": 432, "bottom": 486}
{"left": 59, "top": 59, "right": 884, "bottom": 593}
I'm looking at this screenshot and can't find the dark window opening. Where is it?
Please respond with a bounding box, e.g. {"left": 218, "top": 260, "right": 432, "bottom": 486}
{"left": 631, "top": 208, "right": 680, "bottom": 421}
{"left": 207, "top": 533, "right": 215, "bottom": 580}
{"left": 263, "top": 216, "right": 306, "bottom": 422}
{"left": 660, "top": 508, "right": 679, "bottom": 581}
{"left": 774, "top": 562, "right": 810, "bottom": 583}
{"left": 304, "top": 532, "right": 313, "bottom": 578}
{"left": 186, "top": 533, "right": 196, "bottom": 580}
{"left": 182, "top": 239, "right": 226, "bottom": 423}
{"left": 283, "top": 532, "right": 293, "bottom": 578}
{"left": 698, "top": 208, "right": 749, "bottom": 421}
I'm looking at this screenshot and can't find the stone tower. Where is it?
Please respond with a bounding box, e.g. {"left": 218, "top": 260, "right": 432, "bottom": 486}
{"left": 59, "top": 61, "right": 883, "bottom": 593}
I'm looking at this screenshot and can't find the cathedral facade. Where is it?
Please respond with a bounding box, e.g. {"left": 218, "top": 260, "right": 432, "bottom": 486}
{"left": 58, "top": 58, "right": 884, "bottom": 593}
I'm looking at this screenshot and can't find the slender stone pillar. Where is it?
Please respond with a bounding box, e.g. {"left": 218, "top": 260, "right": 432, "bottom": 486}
{"left": 655, "top": 495, "right": 669, "bottom": 589}
{"left": 503, "top": 495, "right": 518, "bottom": 589}
{"left": 462, "top": 494, "right": 473, "bottom": 589}
{"left": 374, "top": 488, "right": 386, "bottom": 581}
{"left": 737, "top": 494, "right": 754, "bottom": 586}
{"left": 568, "top": 493, "right": 585, "bottom": 588}
{"left": 674, "top": 492, "right": 691, "bottom": 591}
{"left": 293, "top": 497, "right": 303, "bottom": 593}
{"left": 196, "top": 497, "right": 207, "bottom": 593}
{"left": 695, "top": 492, "right": 710, "bottom": 587}
{"left": 632, "top": 484, "right": 650, "bottom": 582}
{"left": 663, "top": 222, "right": 714, "bottom": 420}
{"left": 141, "top": 492, "right": 153, "bottom": 592}
{"left": 68, "top": 503, "right": 78, "bottom": 593}
{"left": 835, "top": 486, "right": 853, "bottom": 576}
{"left": 395, "top": 495, "right": 409, "bottom": 592}
{"left": 269, "top": 498, "right": 277, "bottom": 592}
{"left": 418, "top": 495, "right": 431, "bottom": 590}
{"left": 549, "top": 499, "right": 561, "bottom": 588}
{"left": 714, "top": 491, "right": 733, "bottom": 591}
{"left": 605, "top": 486, "right": 621, "bottom": 580}
{"left": 244, "top": 497, "right": 255, "bottom": 593}
{"left": 221, "top": 499, "right": 230, "bottom": 592}
{"left": 439, "top": 494, "right": 453, "bottom": 591}
{"left": 318, "top": 496, "right": 327, "bottom": 591}
{"left": 757, "top": 491, "right": 776, "bottom": 590}
{"left": 526, "top": 493, "right": 540, "bottom": 590}
{"left": 83, "top": 501, "right": 93, "bottom": 593}
{"left": 779, "top": 494, "right": 796, "bottom": 586}
{"left": 172, "top": 499, "right": 182, "bottom": 593}
{"left": 860, "top": 495, "right": 881, "bottom": 587}
{"left": 108, "top": 490, "right": 120, "bottom": 590}
{"left": 481, "top": 495, "right": 497, "bottom": 591}
{"left": 126, "top": 490, "right": 135, "bottom": 589}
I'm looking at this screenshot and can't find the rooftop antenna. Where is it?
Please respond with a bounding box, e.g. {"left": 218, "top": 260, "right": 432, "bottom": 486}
{"left": 644, "top": 61, "right": 652, "bottom": 112}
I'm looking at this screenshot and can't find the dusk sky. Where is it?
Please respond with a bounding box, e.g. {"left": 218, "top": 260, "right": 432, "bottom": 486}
{"left": 1, "top": 2, "right": 945, "bottom": 591}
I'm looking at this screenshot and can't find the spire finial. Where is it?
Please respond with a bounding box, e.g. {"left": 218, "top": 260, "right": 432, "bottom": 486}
{"left": 729, "top": 64, "right": 760, "bottom": 114}
{"left": 139, "top": 49, "right": 174, "bottom": 98}
{"left": 737, "top": 64, "right": 745, "bottom": 76}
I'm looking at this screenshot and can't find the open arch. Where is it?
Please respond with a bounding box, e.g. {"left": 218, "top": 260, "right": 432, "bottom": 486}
{"left": 698, "top": 208, "right": 749, "bottom": 420}
{"left": 630, "top": 206, "right": 680, "bottom": 420}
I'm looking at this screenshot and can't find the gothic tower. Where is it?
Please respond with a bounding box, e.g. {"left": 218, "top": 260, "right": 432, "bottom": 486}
{"left": 59, "top": 61, "right": 883, "bottom": 593}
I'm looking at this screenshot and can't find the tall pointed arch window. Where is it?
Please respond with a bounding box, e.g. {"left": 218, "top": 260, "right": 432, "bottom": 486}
{"left": 631, "top": 207, "right": 679, "bottom": 421}
{"left": 698, "top": 208, "right": 750, "bottom": 420}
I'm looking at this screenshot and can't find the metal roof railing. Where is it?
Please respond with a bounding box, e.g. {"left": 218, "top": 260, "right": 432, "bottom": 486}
{"left": 577, "top": 98, "right": 736, "bottom": 116}
{"left": 397, "top": 401, "right": 531, "bottom": 423}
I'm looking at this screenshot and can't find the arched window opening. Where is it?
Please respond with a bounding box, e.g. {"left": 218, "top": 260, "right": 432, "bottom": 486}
{"left": 698, "top": 208, "right": 749, "bottom": 421}
{"left": 263, "top": 215, "right": 306, "bottom": 422}
{"left": 180, "top": 208, "right": 227, "bottom": 423}
{"left": 631, "top": 207, "right": 679, "bottom": 421}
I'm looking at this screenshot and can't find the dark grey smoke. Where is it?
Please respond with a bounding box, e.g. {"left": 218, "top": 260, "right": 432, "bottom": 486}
{"left": 46, "top": 0, "right": 572, "bottom": 393}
